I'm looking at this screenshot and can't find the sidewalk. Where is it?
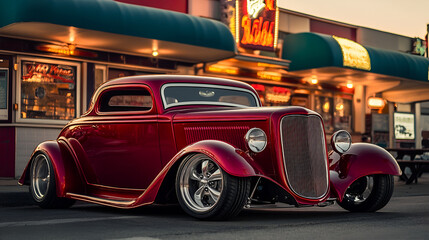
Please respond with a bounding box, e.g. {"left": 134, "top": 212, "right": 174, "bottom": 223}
{"left": 393, "top": 173, "right": 429, "bottom": 197}
{"left": 0, "top": 179, "right": 19, "bottom": 186}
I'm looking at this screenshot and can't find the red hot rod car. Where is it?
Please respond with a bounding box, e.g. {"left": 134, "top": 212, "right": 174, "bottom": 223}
{"left": 19, "top": 75, "right": 401, "bottom": 220}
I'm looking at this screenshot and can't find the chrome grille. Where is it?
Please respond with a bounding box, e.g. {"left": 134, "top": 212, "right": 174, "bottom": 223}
{"left": 185, "top": 126, "right": 249, "bottom": 149}
{"left": 280, "top": 115, "right": 328, "bottom": 199}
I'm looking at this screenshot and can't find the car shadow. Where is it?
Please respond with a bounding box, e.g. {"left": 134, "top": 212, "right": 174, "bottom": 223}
{"left": 68, "top": 202, "right": 405, "bottom": 223}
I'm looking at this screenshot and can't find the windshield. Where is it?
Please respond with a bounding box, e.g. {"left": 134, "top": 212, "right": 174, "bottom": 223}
{"left": 161, "top": 83, "right": 259, "bottom": 109}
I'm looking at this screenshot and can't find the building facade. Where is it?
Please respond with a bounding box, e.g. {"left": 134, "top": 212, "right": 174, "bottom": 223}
{"left": 1, "top": 0, "right": 429, "bottom": 178}
{"left": 0, "top": 0, "right": 236, "bottom": 177}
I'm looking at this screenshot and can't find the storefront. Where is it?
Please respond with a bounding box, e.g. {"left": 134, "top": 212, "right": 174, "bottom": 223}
{"left": 0, "top": 0, "right": 236, "bottom": 178}
{"left": 281, "top": 32, "right": 429, "bottom": 148}
{"left": 201, "top": 0, "right": 354, "bottom": 135}
{"left": 200, "top": 0, "right": 429, "bottom": 148}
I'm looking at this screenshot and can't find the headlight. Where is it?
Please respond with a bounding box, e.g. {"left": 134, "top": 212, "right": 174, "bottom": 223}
{"left": 331, "top": 130, "right": 352, "bottom": 154}
{"left": 245, "top": 128, "right": 267, "bottom": 153}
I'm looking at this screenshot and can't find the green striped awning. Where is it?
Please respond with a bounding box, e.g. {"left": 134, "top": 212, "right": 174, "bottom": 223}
{"left": 0, "top": 0, "right": 236, "bottom": 63}
{"left": 282, "top": 32, "right": 429, "bottom": 82}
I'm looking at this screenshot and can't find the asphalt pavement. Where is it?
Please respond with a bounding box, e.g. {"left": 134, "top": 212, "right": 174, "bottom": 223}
{"left": 2, "top": 173, "right": 429, "bottom": 207}
{"left": 1, "top": 174, "right": 429, "bottom": 240}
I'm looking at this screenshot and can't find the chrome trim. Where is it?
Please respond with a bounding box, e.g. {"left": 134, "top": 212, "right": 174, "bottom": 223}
{"left": 331, "top": 130, "right": 352, "bottom": 154}
{"left": 31, "top": 154, "right": 51, "bottom": 201}
{"left": 245, "top": 128, "right": 267, "bottom": 153}
{"left": 178, "top": 154, "right": 224, "bottom": 212}
{"left": 88, "top": 183, "right": 146, "bottom": 192}
{"left": 160, "top": 83, "right": 261, "bottom": 109}
{"left": 66, "top": 193, "right": 136, "bottom": 208}
{"left": 280, "top": 114, "right": 329, "bottom": 199}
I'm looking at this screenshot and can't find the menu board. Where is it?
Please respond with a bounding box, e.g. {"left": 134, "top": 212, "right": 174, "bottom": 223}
{"left": 0, "top": 69, "right": 8, "bottom": 120}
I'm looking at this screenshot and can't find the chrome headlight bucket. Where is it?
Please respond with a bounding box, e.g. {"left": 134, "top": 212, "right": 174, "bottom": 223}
{"left": 245, "top": 128, "right": 267, "bottom": 153}
{"left": 331, "top": 130, "right": 352, "bottom": 154}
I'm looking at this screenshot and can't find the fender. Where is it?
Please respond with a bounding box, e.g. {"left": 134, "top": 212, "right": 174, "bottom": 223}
{"left": 18, "top": 140, "right": 83, "bottom": 197}
{"left": 173, "top": 139, "right": 263, "bottom": 177}
{"left": 132, "top": 140, "right": 263, "bottom": 207}
{"left": 329, "top": 143, "right": 401, "bottom": 201}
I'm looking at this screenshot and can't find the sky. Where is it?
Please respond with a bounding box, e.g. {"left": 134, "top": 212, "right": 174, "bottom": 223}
{"left": 278, "top": 0, "right": 429, "bottom": 39}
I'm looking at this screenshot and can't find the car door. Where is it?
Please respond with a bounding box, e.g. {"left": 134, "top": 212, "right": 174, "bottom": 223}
{"left": 75, "top": 84, "right": 161, "bottom": 189}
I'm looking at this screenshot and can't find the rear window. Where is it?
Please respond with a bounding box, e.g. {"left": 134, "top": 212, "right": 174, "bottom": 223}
{"left": 99, "top": 89, "right": 152, "bottom": 112}
{"left": 161, "top": 83, "right": 259, "bottom": 109}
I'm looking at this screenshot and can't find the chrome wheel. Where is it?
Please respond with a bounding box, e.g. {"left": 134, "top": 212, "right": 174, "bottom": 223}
{"left": 31, "top": 154, "right": 51, "bottom": 201}
{"left": 178, "top": 154, "right": 224, "bottom": 212}
{"left": 344, "top": 175, "right": 374, "bottom": 203}
{"left": 338, "top": 174, "right": 394, "bottom": 212}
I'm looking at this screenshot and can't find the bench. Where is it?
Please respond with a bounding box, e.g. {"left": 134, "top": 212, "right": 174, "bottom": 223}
{"left": 385, "top": 148, "right": 429, "bottom": 184}
{"left": 396, "top": 160, "right": 429, "bottom": 184}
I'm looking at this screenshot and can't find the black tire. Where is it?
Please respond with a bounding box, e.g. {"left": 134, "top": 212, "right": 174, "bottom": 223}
{"left": 29, "top": 152, "right": 75, "bottom": 209}
{"left": 337, "top": 174, "right": 394, "bottom": 212}
{"left": 175, "top": 153, "right": 251, "bottom": 220}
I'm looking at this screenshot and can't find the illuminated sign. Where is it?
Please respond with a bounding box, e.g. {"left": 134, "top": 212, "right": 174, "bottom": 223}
{"left": 36, "top": 44, "right": 98, "bottom": 58}
{"left": 206, "top": 65, "right": 239, "bottom": 75}
{"left": 236, "top": 0, "right": 278, "bottom": 51}
{"left": 257, "top": 71, "right": 281, "bottom": 81}
{"left": 394, "top": 112, "right": 415, "bottom": 140}
{"left": 333, "top": 36, "right": 371, "bottom": 71}
{"left": 266, "top": 86, "right": 291, "bottom": 103}
{"left": 367, "top": 97, "right": 385, "bottom": 109}
{"left": 22, "top": 62, "right": 75, "bottom": 84}
{"left": 411, "top": 38, "right": 426, "bottom": 56}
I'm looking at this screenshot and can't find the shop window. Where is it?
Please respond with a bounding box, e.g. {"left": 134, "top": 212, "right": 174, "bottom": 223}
{"left": 251, "top": 83, "right": 292, "bottom": 106}
{"left": 315, "top": 96, "right": 334, "bottom": 133}
{"left": 420, "top": 101, "right": 429, "bottom": 114}
{"left": 94, "top": 65, "right": 107, "bottom": 90}
{"left": 19, "top": 58, "right": 80, "bottom": 123}
{"left": 108, "top": 68, "right": 152, "bottom": 80}
{"left": 0, "top": 55, "right": 11, "bottom": 122}
{"left": 334, "top": 96, "right": 352, "bottom": 132}
{"left": 99, "top": 89, "right": 152, "bottom": 112}
{"left": 291, "top": 94, "right": 309, "bottom": 108}
{"left": 0, "top": 68, "right": 8, "bottom": 120}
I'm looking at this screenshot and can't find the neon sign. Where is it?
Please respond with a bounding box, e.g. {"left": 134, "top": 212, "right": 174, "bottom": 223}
{"left": 237, "top": 0, "right": 278, "bottom": 51}
{"left": 36, "top": 44, "right": 98, "bottom": 58}
{"left": 247, "top": 0, "right": 265, "bottom": 19}
{"left": 22, "top": 62, "right": 75, "bottom": 84}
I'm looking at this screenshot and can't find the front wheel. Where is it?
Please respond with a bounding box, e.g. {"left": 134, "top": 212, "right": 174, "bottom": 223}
{"left": 30, "top": 152, "right": 75, "bottom": 208}
{"left": 337, "top": 174, "right": 394, "bottom": 212}
{"left": 175, "top": 153, "right": 250, "bottom": 220}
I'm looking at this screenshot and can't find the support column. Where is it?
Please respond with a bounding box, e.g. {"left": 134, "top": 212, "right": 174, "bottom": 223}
{"left": 353, "top": 84, "right": 366, "bottom": 133}
{"left": 389, "top": 102, "right": 395, "bottom": 148}
{"left": 416, "top": 103, "right": 422, "bottom": 148}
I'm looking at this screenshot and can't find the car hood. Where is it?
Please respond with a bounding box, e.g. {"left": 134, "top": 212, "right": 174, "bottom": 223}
{"left": 170, "top": 106, "right": 319, "bottom": 122}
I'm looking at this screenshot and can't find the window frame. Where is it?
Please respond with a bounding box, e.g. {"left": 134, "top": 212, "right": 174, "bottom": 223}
{"left": 0, "top": 68, "right": 9, "bottom": 121}
{"left": 95, "top": 84, "right": 156, "bottom": 116}
{"left": 160, "top": 83, "right": 260, "bottom": 109}
{"left": 16, "top": 56, "right": 81, "bottom": 125}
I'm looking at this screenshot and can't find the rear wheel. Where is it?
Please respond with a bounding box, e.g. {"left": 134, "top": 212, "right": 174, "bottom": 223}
{"left": 30, "top": 153, "right": 75, "bottom": 208}
{"left": 337, "top": 174, "right": 394, "bottom": 212}
{"left": 176, "top": 153, "right": 250, "bottom": 220}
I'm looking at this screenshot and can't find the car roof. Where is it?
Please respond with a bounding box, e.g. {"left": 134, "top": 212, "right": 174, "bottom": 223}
{"left": 85, "top": 75, "right": 260, "bottom": 116}
{"left": 102, "top": 75, "right": 256, "bottom": 91}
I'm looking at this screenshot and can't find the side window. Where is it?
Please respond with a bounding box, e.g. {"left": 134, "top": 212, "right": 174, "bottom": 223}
{"left": 99, "top": 89, "right": 152, "bottom": 112}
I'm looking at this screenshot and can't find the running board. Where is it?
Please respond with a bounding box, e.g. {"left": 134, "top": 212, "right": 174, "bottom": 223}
{"left": 66, "top": 193, "right": 136, "bottom": 208}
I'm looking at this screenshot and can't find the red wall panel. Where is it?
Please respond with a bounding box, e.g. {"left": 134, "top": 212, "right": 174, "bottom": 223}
{"left": 115, "top": 0, "right": 188, "bottom": 13}
{"left": 310, "top": 19, "right": 356, "bottom": 41}
{"left": 0, "top": 127, "right": 15, "bottom": 177}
